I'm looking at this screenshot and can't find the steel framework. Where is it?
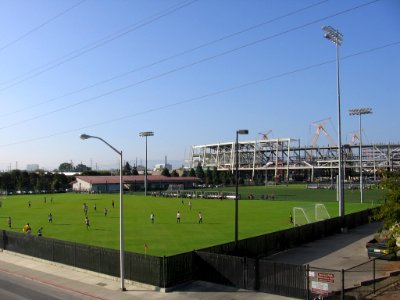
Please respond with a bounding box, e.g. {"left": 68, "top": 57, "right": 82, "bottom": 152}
{"left": 189, "top": 138, "right": 400, "bottom": 182}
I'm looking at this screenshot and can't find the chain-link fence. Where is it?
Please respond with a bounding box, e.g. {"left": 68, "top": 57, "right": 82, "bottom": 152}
{"left": 308, "top": 252, "right": 399, "bottom": 299}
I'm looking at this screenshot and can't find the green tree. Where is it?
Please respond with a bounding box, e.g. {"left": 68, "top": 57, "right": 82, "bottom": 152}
{"left": 75, "top": 163, "right": 91, "bottom": 172}
{"left": 189, "top": 168, "right": 196, "bottom": 177}
{"left": 374, "top": 171, "right": 400, "bottom": 229}
{"left": 132, "top": 166, "right": 139, "bottom": 175}
{"left": 58, "top": 162, "right": 74, "bottom": 172}
{"left": 123, "top": 162, "right": 132, "bottom": 175}
{"left": 22, "top": 171, "right": 32, "bottom": 190}
{"left": 171, "top": 170, "right": 179, "bottom": 177}
{"left": 204, "top": 167, "right": 212, "bottom": 185}
{"left": 195, "top": 163, "right": 204, "bottom": 180}
{"left": 161, "top": 168, "right": 171, "bottom": 177}
{"left": 0, "top": 172, "right": 13, "bottom": 192}
{"left": 29, "top": 173, "right": 39, "bottom": 191}
{"left": 51, "top": 173, "right": 69, "bottom": 192}
{"left": 212, "top": 167, "right": 220, "bottom": 185}
{"left": 226, "top": 171, "right": 234, "bottom": 185}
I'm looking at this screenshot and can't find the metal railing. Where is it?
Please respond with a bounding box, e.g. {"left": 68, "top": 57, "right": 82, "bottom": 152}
{"left": 308, "top": 251, "right": 400, "bottom": 299}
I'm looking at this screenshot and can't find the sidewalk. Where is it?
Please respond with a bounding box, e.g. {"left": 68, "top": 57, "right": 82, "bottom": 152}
{"left": 265, "top": 222, "right": 400, "bottom": 293}
{"left": 0, "top": 250, "right": 293, "bottom": 300}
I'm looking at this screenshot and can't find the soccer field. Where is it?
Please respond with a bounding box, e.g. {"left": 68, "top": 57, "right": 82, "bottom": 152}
{"left": 0, "top": 185, "right": 386, "bottom": 256}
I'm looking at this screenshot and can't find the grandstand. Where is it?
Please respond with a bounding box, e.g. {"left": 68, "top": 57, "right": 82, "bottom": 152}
{"left": 189, "top": 138, "right": 400, "bottom": 182}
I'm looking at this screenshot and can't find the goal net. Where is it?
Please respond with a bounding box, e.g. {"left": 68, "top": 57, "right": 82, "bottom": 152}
{"left": 166, "top": 184, "right": 184, "bottom": 192}
{"left": 293, "top": 203, "right": 330, "bottom": 226}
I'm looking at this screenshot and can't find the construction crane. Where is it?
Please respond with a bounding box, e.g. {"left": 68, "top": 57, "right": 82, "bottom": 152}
{"left": 258, "top": 130, "right": 272, "bottom": 140}
{"left": 310, "top": 117, "right": 337, "bottom": 147}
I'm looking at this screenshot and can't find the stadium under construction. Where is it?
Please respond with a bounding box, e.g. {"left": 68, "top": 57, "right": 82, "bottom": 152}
{"left": 189, "top": 138, "right": 400, "bottom": 183}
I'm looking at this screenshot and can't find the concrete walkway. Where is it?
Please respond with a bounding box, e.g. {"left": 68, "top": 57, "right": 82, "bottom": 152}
{"left": 265, "top": 222, "right": 400, "bottom": 293}
{"left": 0, "top": 250, "right": 294, "bottom": 300}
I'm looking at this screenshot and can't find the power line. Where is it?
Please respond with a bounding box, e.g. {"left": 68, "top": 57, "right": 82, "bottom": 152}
{"left": 0, "top": 0, "right": 383, "bottom": 130}
{"left": 0, "top": 0, "right": 329, "bottom": 118}
{"left": 0, "top": 0, "right": 198, "bottom": 92}
{"left": 0, "top": 0, "right": 87, "bottom": 53}
{"left": 0, "top": 40, "right": 398, "bottom": 147}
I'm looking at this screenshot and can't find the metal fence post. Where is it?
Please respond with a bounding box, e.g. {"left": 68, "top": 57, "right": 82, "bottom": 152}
{"left": 373, "top": 259, "right": 376, "bottom": 294}
{"left": 341, "top": 269, "right": 345, "bottom": 300}
{"left": 243, "top": 257, "right": 247, "bottom": 289}
{"left": 306, "top": 264, "right": 310, "bottom": 300}
{"left": 163, "top": 256, "right": 166, "bottom": 290}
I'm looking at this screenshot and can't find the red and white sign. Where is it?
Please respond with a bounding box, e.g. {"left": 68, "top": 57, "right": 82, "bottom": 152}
{"left": 317, "top": 272, "right": 335, "bottom": 283}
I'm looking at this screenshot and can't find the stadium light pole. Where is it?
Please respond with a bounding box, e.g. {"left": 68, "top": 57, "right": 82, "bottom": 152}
{"left": 349, "top": 108, "right": 372, "bottom": 204}
{"left": 139, "top": 131, "right": 154, "bottom": 196}
{"left": 80, "top": 134, "right": 126, "bottom": 291}
{"left": 323, "top": 25, "right": 345, "bottom": 224}
{"left": 235, "top": 129, "right": 248, "bottom": 249}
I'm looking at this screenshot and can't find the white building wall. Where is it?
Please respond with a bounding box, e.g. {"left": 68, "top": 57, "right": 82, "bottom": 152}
{"left": 72, "top": 178, "right": 92, "bottom": 192}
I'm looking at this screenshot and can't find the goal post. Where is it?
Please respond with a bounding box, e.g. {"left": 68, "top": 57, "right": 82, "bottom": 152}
{"left": 165, "top": 184, "right": 184, "bottom": 197}
{"left": 166, "top": 184, "right": 184, "bottom": 192}
{"left": 293, "top": 203, "right": 331, "bottom": 226}
{"left": 315, "top": 203, "right": 331, "bottom": 221}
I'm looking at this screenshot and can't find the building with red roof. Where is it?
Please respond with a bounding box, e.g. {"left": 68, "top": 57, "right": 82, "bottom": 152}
{"left": 72, "top": 175, "right": 200, "bottom": 193}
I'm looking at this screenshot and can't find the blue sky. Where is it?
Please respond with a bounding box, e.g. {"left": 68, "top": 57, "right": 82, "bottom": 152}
{"left": 0, "top": 0, "right": 399, "bottom": 171}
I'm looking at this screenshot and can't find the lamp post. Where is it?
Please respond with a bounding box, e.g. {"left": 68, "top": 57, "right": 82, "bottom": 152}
{"left": 139, "top": 131, "right": 154, "bottom": 196}
{"left": 235, "top": 129, "right": 248, "bottom": 249}
{"left": 349, "top": 108, "right": 372, "bottom": 203}
{"left": 80, "top": 134, "right": 125, "bottom": 291}
{"left": 323, "top": 25, "right": 344, "bottom": 223}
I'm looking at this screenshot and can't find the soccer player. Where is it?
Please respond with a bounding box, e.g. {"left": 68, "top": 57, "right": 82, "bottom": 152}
{"left": 23, "top": 223, "right": 31, "bottom": 235}
{"left": 104, "top": 207, "right": 108, "bottom": 217}
{"left": 7, "top": 216, "right": 11, "bottom": 228}
{"left": 198, "top": 211, "right": 203, "bottom": 224}
{"left": 85, "top": 216, "right": 90, "bottom": 229}
{"left": 48, "top": 212, "right": 53, "bottom": 223}
{"left": 150, "top": 212, "right": 155, "bottom": 224}
{"left": 176, "top": 211, "right": 181, "bottom": 224}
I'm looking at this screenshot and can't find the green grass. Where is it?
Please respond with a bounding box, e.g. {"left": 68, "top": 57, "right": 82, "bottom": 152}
{"left": 0, "top": 185, "right": 386, "bottom": 256}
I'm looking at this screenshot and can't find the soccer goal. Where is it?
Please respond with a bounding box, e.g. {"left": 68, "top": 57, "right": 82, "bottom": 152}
{"left": 166, "top": 184, "right": 183, "bottom": 192}
{"left": 165, "top": 184, "right": 184, "bottom": 197}
{"left": 293, "top": 203, "right": 331, "bottom": 226}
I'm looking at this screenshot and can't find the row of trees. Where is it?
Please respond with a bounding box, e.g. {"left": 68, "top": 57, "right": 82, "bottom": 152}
{"left": 0, "top": 170, "right": 71, "bottom": 193}
{"left": 123, "top": 162, "right": 239, "bottom": 186}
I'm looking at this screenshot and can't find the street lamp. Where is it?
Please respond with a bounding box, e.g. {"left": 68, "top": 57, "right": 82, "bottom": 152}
{"left": 139, "top": 131, "right": 154, "bottom": 196}
{"left": 80, "top": 134, "right": 125, "bottom": 291}
{"left": 349, "top": 108, "right": 372, "bottom": 203}
{"left": 323, "top": 25, "right": 345, "bottom": 224}
{"left": 235, "top": 129, "right": 248, "bottom": 249}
